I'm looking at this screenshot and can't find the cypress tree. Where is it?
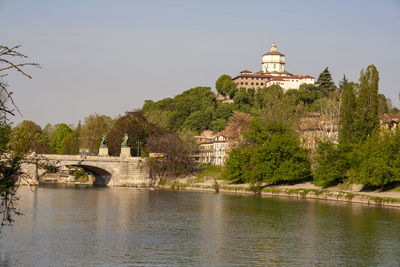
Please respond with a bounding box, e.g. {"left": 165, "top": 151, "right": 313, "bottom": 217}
{"left": 353, "top": 64, "right": 380, "bottom": 141}
{"left": 315, "top": 67, "right": 335, "bottom": 96}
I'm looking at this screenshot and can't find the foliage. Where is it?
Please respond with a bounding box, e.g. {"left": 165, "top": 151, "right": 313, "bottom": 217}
{"left": 339, "top": 77, "right": 357, "bottom": 143}
{"left": 61, "top": 121, "right": 81, "bottom": 155}
{"left": 215, "top": 74, "right": 236, "bottom": 98}
{"left": 315, "top": 67, "right": 335, "bottom": 96}
{"left": 0, "top": 125, "right": 11, "bottom": 150}
{"left": 0, "top": 154, "right": 22, "bottom": 230}
{"left": 50, "top": 124, "right": 72, "bottom": 154}
{"left": 222, "top": 120, "right": 311, "bottom": 184}
{"left": 0, "top": 45, "right": 40, "bottom": 230}
{"left": 351, "top": 131, "right": 400, "bottom": 187}
{"left": 143, "top": 86, "right": 216, "bottom": 133}
{"left": 146, "top": 132, "right": 195, "bottom": 181}
{"left": 233, "top": 88, "right": 254, "bottom": 113}
{"left": 9, "top": 120, "right": 51, "bottom": 154}
{"left": 107, "top": 111, "right": 156, "bottom": 156}
{"left": 353, "top": 64, "right": 380, "bottom": 141}
{"left": 253, "top": 85, "right": 303, "bottom": 129}
{"left": 313, "top": 141, "right": 352, "bottom": 187}
{"left": 80, "top": 113, "right": 113, "bottom": 155}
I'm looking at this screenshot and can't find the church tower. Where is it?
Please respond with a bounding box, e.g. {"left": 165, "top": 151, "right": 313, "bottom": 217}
{"left": 261, "top": 43, "right": 285, "bottom": 75}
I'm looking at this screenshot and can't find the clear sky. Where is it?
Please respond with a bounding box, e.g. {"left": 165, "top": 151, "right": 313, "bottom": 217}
{"left": 1, "top": 0, "right": 399, "bottom": 127}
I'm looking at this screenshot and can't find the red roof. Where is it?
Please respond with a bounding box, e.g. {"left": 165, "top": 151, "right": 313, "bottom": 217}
{"left": 240, "top": 69, "right": 252, "bottom": 73}
{"left": 380, "top": 114, "right": 399, "bottom": 123}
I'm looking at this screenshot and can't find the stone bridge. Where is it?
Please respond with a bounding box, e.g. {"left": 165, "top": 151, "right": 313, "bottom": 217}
{"left": 22, "top": 153, "right": 150, "bottom": 187}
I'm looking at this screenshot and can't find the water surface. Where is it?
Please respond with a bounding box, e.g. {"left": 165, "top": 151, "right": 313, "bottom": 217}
{"left": 1, "top": 185, "right": 399, "bottom": 266}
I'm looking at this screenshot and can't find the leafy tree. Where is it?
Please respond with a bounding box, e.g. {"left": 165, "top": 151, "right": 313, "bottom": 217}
{"left": 351, "top": 131, "right": 400, "bottom": 187}
{"left": 315, "top": 67, "right": 335, "bottom": 96}
{"left": 222, "top": 120, "right": 311, "bottom": 184}
{"left": 353, "top": 64, "right": 380, "bottom": 141}
{"left": 233, "top": 88, "right": 254, "bottom": 113}
{"left": 215, "top": 74, "right": 237, "bottom": 98}
{"left": 9, "top": 120, "right": 51, "bottom": 154}
{"left": 107, "top": 113, "right": 148, "bottom": 156}
{"left": 80, "top": 113, "right": 113, "bottom": 155}
{"left": 378, "top": 94, "right": 388, "bottom": 114}
{"left": 210, "top": 118, "right": 227, "bottom": 132}
{"left": 254, "top": 85, "right": 303, "bottom": 129}
{"left": 313, "top": 141, "right": 352, "bottom": 187}
{"left": 339, "top": 77, "right": 357, "bottom": 143}
{"left": 50, "top": 124, "right": 72, "bottom": 154}
{"left": 61, "top": 121, "right": 81, "bottom": 155}
{"left": 143, "top": 87, "right": 216, "bottom": 132}
{"left": 298, "top": 83, "right": 322, "bottom": 105}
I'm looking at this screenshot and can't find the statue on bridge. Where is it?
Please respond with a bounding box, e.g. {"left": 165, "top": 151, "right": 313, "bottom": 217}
{"left": 121, "top": 133, "right": 129, "bottom": 147}
{"left": 100, "top": 135, "right": 107, "bottom": 148}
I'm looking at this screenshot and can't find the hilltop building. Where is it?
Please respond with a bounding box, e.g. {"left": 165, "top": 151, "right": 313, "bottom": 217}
{"left": 232, "top": 43, "right": 314, "bottom": 92}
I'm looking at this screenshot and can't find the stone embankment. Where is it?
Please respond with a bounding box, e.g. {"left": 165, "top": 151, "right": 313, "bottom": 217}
{"left": 161, "top": 179, "right": 400, "bottom": 208}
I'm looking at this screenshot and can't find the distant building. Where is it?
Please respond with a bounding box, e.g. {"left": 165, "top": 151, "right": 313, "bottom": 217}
{"left": 298, "top": 112, "right": 338, "bottom": 154}
{"left": 195, "top": 131, "right": 229, "bottom": 166}
{"left": 380, "top": 114, "right": 399, "bottom": 131}
{"left": 232, "top": 43, "right": 314, "bottom": 92}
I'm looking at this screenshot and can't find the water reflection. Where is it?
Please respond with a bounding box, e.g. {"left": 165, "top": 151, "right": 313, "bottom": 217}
{"left": 0, "top": 186, "right": 399, "bottom": 266}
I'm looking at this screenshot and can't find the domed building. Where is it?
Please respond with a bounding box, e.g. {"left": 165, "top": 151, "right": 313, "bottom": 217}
{"left": 232, "top": 43, "right": 314, "bottom": 91}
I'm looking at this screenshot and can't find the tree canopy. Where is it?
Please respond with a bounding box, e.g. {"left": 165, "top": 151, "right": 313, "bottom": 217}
{"left": 215, "top": 74, "right": 236, "bottom": 98}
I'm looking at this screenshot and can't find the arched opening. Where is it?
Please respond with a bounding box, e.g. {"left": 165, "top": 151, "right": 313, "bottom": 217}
{"left": 38, "top": 164, "right": 112, "bottom": 186}
{"left": 76, "top": 165, "right": 112, "bottom": 186}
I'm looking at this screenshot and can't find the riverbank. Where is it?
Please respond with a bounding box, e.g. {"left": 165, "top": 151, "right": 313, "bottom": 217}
{"left": 160, "top": 179, "right": 400, "bottom": 208}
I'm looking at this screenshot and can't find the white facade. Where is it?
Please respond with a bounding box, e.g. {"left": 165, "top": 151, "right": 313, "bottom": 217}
{"left": 262, "top": 43, "right": 285, "bottom": 74}
{"left": 266, "top": 76, "right": 315, "bottom": 92}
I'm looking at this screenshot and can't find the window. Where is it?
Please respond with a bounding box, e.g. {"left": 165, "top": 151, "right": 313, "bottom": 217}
{"left": 256, "top": 83, "right": 258, "bottom": 85}
{"left": 241, "top": 82, "right": 243, "bottom": 85}
{"left": 261, "top": 83, "right": 263, "bottom": 86}
{"left": 251, "top": 82, "right": 254, "bottom": 85}
{"left": 245, "top": 82, "right": 248, "bottom": 85}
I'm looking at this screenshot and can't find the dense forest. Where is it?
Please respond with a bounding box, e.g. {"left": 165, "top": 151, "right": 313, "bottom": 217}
{"left": 3, "top": 64, "right": 400, "bottom": 188}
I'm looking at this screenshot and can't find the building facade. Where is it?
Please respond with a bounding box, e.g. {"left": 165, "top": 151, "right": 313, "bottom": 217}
{"left": 195, "top": 131, "right": 229, "bottom": 166}
{"left": 232, "top": 43, "right": 314, "bottom": 92}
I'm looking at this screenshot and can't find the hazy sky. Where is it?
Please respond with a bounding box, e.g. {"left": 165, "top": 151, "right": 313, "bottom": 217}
{"left": 1, "top": 0, "right": 399, "bottom": 127}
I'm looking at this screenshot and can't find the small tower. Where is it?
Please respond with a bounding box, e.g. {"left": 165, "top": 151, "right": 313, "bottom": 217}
{"left": 261, "top": 42, "right": 285, "bottom": 75}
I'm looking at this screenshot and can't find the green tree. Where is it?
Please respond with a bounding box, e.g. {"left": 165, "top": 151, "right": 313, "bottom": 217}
{"left": 351, "top": 131, "right": 400, "bottom": 187}
{"left": 315, "top": 67, "right": 335, "bottom": 96}
{"left": 298, "top": 83, "right": 322, "bottom": 106}
{"left": 9, "top": 120, "right": 51, "bottom": 154}
{"left": 215, "top": 74, "right": 237, "bottom": 98}
{"left": 80, "top": 113, "right": 113, "bottom": 155}
{"left": 339, "top": 76, "right": 357, "bottom": 143}
{"left": 143, "top": 87, "right": 216, "bottom": 132}
{"left": 50, "top": 124, "right": 72, "bottom": 154}
{"left": 233, "top": 88, "right": 254, "bottom": 113}
{"left": 353, "top": 64, "right": 380, "bottom": 141}
{"left": 61, "top": 121, "right": 81, "bottom": 155}
{"left": 313, "top": 141, "right": 352, "bottom": 187}
{"left": 378, "top": 94, "right": 388, "bottom": 114}
{"left": 222, "top": 120, "right": 311, "bottom": 184}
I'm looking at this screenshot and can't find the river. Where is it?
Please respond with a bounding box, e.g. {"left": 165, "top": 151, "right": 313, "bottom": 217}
{"left": 1, "top": 185, "right": 399, "bottom": 266}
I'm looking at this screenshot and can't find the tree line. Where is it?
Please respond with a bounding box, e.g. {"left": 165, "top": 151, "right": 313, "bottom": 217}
{"left": 221, "top": 64, "right": 400, "bottom": 190}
